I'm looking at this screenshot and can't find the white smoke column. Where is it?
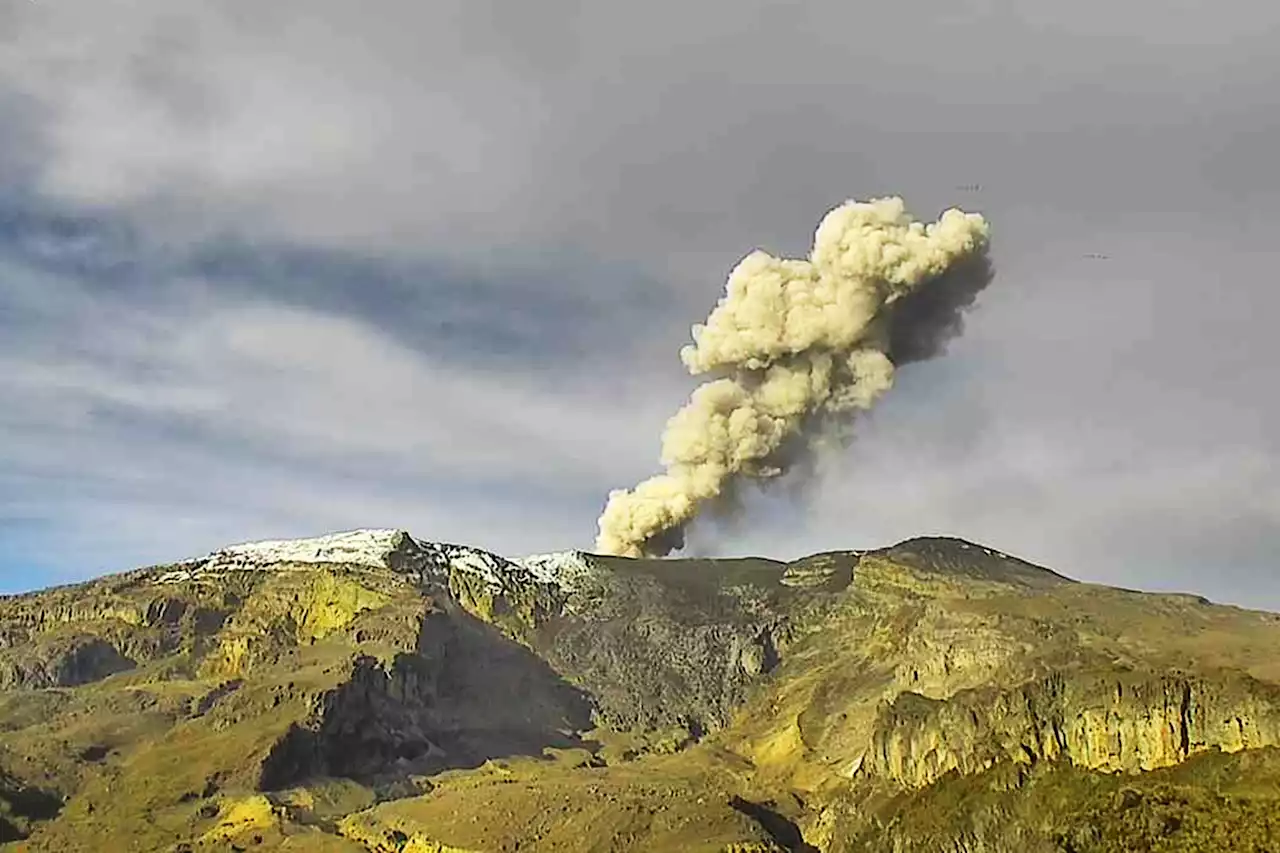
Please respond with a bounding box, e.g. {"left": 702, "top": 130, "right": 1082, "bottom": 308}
{"left": 597, "top": 196, "right": 991, "bottom": 558}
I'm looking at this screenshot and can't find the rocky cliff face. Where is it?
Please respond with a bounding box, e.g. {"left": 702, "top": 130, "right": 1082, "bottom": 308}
{"left": 865, "top": 670, "right": 1280, "bottom": 787}
{"left": 0, "top": 531, "right": 1277, "bottom": 852}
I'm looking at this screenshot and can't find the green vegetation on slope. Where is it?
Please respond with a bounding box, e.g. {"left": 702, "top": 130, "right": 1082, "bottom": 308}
{"left": 0, "top": 536, "right": 1275, "bottom": 851}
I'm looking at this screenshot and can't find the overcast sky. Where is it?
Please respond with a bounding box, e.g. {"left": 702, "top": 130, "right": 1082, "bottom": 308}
{"left": 1, "top": 1, "right": 1276, "bottom": 610}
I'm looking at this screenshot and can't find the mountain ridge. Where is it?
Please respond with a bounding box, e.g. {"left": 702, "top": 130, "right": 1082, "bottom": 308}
{"left": 0, "top": 530, "right": 1277, "bottom": 851}
{"left": 60, "top": 527, "right": 1072, "bottom": 598}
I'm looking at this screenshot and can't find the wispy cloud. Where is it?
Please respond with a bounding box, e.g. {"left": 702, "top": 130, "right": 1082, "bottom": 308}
{"left": 0, "top": 226, "right": 690, "bottom": 586}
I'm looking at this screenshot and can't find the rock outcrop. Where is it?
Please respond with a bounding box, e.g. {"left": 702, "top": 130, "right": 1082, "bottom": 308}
{"left": 865, "top": 670, "right": 1280, "bottom": 787}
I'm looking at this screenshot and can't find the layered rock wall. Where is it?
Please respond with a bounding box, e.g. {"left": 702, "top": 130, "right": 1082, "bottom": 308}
{"left": 866, "top": 671, "right": 1280, "bottom": 787}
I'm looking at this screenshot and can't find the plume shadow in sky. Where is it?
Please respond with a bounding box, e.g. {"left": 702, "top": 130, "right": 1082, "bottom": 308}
{"left": 889, "top": 252, "right": 997, "bottom": 366}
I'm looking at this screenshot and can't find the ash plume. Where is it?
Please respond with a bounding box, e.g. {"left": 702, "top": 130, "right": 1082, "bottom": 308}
{"left": 596, "top": 197, "right": 992, "bottom": 558}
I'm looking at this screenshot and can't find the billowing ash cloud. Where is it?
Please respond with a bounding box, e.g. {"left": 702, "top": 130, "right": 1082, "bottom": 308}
{"left": 595, "top": 196, "right": 992, "bottom": 558}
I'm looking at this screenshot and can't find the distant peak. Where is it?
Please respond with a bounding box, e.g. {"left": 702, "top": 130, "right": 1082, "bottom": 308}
{"left": 889, "top": 535, "right": 1016, "bottom": 558}
{"left": 876, "top": 536, "right": 1074, "bottom": 587}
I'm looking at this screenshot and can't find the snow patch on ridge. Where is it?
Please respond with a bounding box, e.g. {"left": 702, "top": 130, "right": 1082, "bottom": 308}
{"left": 210, "top": 528, "right": 412, "bottom": 569}
{"left": 155, "top": 529, "right": 418, "bottom": 583}
{"left": 514, "top": 550, "right": 597, "bottom": 592}
{"left": 154, "top": 529, "right": 601, "bottom": 594}
{"left": 416, "top": 541, "right": 515, "bottom": 590}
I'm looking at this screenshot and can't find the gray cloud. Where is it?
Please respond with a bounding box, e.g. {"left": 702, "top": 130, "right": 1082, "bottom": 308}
{"left": 1, "top": 262, "right": 686, "bottom": 480}
{"left": 7, "top": 0, "right": 1275, "bottom": 264}
{"left": 0, "top": 247, "right": 688, "bottom": 585}
{"left": 0, "top": 0, "right": 1277, "bottom": 608}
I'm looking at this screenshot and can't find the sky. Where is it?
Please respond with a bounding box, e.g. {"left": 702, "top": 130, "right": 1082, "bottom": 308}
{"left": 0, "top": 0, "right": 1277, "bottom": 610}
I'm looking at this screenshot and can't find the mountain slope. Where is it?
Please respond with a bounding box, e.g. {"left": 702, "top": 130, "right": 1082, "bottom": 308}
{"left": 0, "top": 531, "right": 1277, "bottom": 851}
